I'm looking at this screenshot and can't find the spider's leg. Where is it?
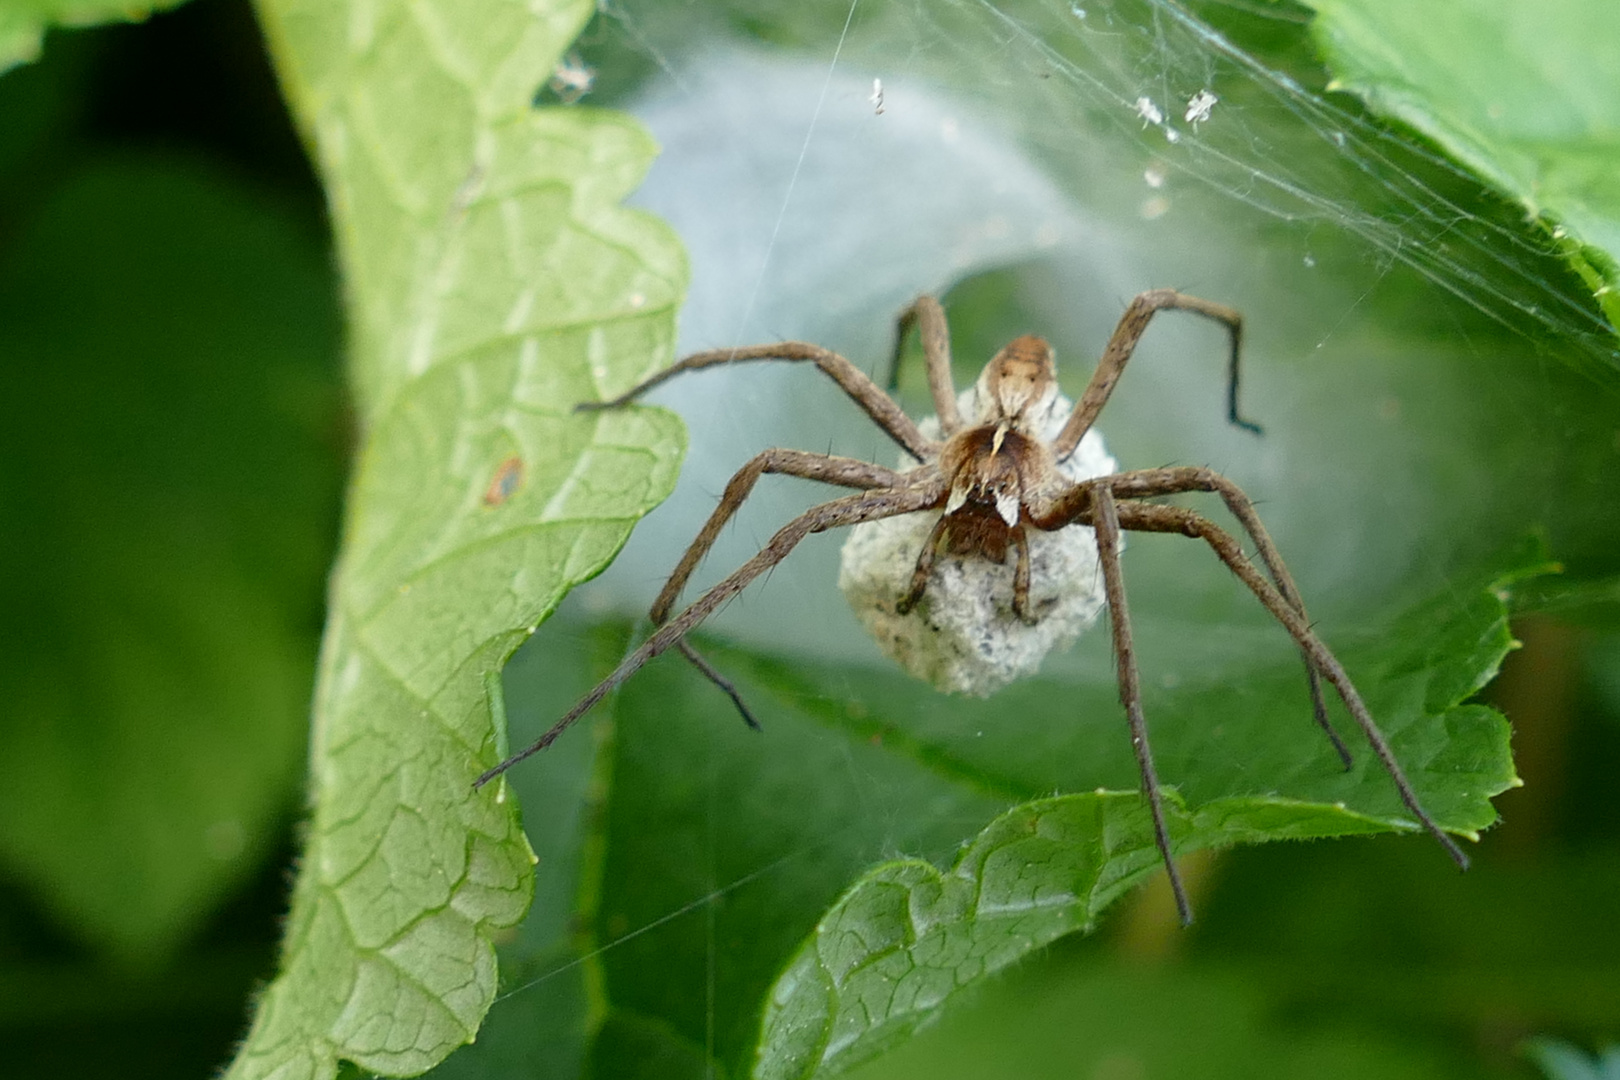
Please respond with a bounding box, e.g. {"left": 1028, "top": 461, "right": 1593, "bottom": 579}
{"left": 1010, "top": 526, "right": 1037, "bottom": 626}
{"left": 1107, "top": 467, "right": 1348, "bottom": 768}
{"left": 1092, "top": 483, "right": 1194, "bottom": 926}
{"left": 677, "top": 641, "right": 760, "bottom": 730}
{"left": 651, "top": 449, "right": 904, "bottom": 625}
{"left": 888, "top": 295, "right": 963, "bottom": 434}
{"left": 651, "top": 449, "right": 908, "bottom": 728}
{"left": 1207, "top": 480, "right": 1344, "bottom": 767}
{"left": 886, "top": 302, "right": 916, "bottom": 391}
{"left": 579, "top": 342, "right": 939, "bottom": 462}
{"left": 896, "top": 513, "right": 950, "bottom": 616}
{"left": 475, "top": 483, "right": 944, "bottom": 787}
{"left": 1112, "top": 500, "right": 1470, "bottom": 872}
{"left": 1053, "top": 289, "right": 1260, "bottom": 459}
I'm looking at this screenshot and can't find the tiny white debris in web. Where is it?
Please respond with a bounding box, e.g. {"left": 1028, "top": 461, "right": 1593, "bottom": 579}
{"left": 1184, "top": 89, "right": 1218, "bottom": 126}
{"left": 839, "top": 382, "right": 1117, "bottom": 697}
{"left": 1133, "top": 96, "right": 1163, "bottom": 127}
{"left": 870, "top": 78, "right": 885, "bottom": 115}
{"left": 1143, "top": 164, "right": 1166, "bottom": 189}
{"left": 548, "top": 51, "right": 596, "bottom": 104}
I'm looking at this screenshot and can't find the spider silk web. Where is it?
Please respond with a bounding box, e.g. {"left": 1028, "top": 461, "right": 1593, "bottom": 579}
{"left": 472, "top": 1, "right": 1616, "bottom": 1076}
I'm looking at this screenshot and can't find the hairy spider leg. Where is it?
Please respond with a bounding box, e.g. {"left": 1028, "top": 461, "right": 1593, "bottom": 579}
{"left": 1090, "top": 483, "right": 1193, "bottom": 924}
{"left": 1052, "top": 288, "right": 1260, "bottom": 460}
{"left": 887, "top": 295, "right": 963, "bottom": 434}
{"left": 895, "top": 512, "right": 951, "bottom": 617}
{"left": 644, "top": 448, "right": 906, "bottom": 726}
{"left": 1009, "top": 526, "right": 1036, "bottom": 625}
{"left": 648, "top": 450, "right": 905, "bottom": 624}
{"left": 885, "top": 303, "right": 914, "bottom": 390}
{"left": 475, "top": 482, "right": 946, "bottom": 788}
{"left": 578, "top": 342, "right": 939, "bottom": 462}
{"left": 1045, "top": 292, "right": 1336, "bottom": 762}
{"left": 672, "top": 641, "right": 761, "bottom": 730}
{"left": 1108, "top": 467, "right": 1346, "bottom": 767}
{"left": 1110, "top": 499, "right": 1470, "bottom": 872}
{"left": 578, "top": 340, "right": 927, "bottom": 722}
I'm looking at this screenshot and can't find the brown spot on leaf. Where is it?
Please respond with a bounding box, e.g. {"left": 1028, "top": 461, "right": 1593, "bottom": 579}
{"left": 484, "top": 456, "right": 524, "bottom": 506}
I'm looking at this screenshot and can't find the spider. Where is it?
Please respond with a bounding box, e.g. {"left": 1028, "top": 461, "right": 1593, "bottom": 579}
{"left": 476, "top": 289, "right": 1468, "bottom": 923}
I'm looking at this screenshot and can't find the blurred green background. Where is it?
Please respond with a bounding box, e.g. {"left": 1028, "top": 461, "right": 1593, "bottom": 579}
{"left": 1, "top": 1, "right": 1617, "bottom": 1078}
{"left": 0, "top": 2, "right": 342, "bottom": 1074}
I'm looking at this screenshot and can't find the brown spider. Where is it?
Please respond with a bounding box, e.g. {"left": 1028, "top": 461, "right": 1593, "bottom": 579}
{"left": 477, "top": 289, "right": 1468, "bottom": 923}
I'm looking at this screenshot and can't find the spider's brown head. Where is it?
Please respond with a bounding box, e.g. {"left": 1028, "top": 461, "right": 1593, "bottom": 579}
{"left": 976, "top": 334, "right": 1057, "bottom": 430}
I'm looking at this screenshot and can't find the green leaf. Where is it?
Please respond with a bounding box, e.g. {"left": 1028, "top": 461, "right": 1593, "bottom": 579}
{"left": 819, "top": 833, "right": 1620, "bottom": 1080}
{"left": 842, "top": 955, "right": 1457, "bottom": 1080}
{"left": 0, "top": 0, "right": 191, "bottom": 74}
{"left": 0, "top": 157, "right": 340, "bottom": 963}
{"left": 755, "top": 794, "right": 1376, "bottom": 1080}
{"left": 460, "top": 548, "right": 1529, "bottom": 1080}
{"left": 223, "top": 0, "right": 687, "bottom": 1076}
{"left": 1300, "top": 0, "right": 1620, "bottom": 336}
{"left": 751, "top": 553, "right": 1534, "bottom": 1078}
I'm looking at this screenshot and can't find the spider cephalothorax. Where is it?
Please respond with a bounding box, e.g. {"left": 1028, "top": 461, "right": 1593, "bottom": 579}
{"left": 477, "top": 289, "right": 1468, "bottom": 924}
{"left": 925, "top": 334, "right": 1070, "bottom": 604}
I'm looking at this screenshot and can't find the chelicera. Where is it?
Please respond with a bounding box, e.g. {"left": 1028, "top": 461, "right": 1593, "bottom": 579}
{"left": 477, "top": 289, "right": 1468, "bottom": 923}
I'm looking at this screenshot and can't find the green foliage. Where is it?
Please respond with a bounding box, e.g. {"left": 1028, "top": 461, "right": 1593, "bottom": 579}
{"left": 0, "top": 156, "right": 339, "bottom": 963}
{"left": 752, "top": 556, "right": 1538, "bottom": 1079}
{"left": 480, "top": 549, "right": 1527, "bottom": 1080}
{"left": 1303, "top": 0, "right": 1620, "bottom": 335}
{"left": 844, "top": 834, "right": 1620, "bottom": 1079}
{"left": 436, "top": 3, "right": 1618, "bottom": 1076}
{"left": 221, "top": 0, "right": 686, "bottom": 1077}
{"left": 2, "top": 1, "right": 1619, "bottom": 1079}
{"left": 758, "top": 794, "right": 1410, "bottom": 1079}
{"left": 0, "top": 0, "right": 191, "bottom": 73}
{"left": 845, "top": 959, "right": 1458, "bottom": 1080}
